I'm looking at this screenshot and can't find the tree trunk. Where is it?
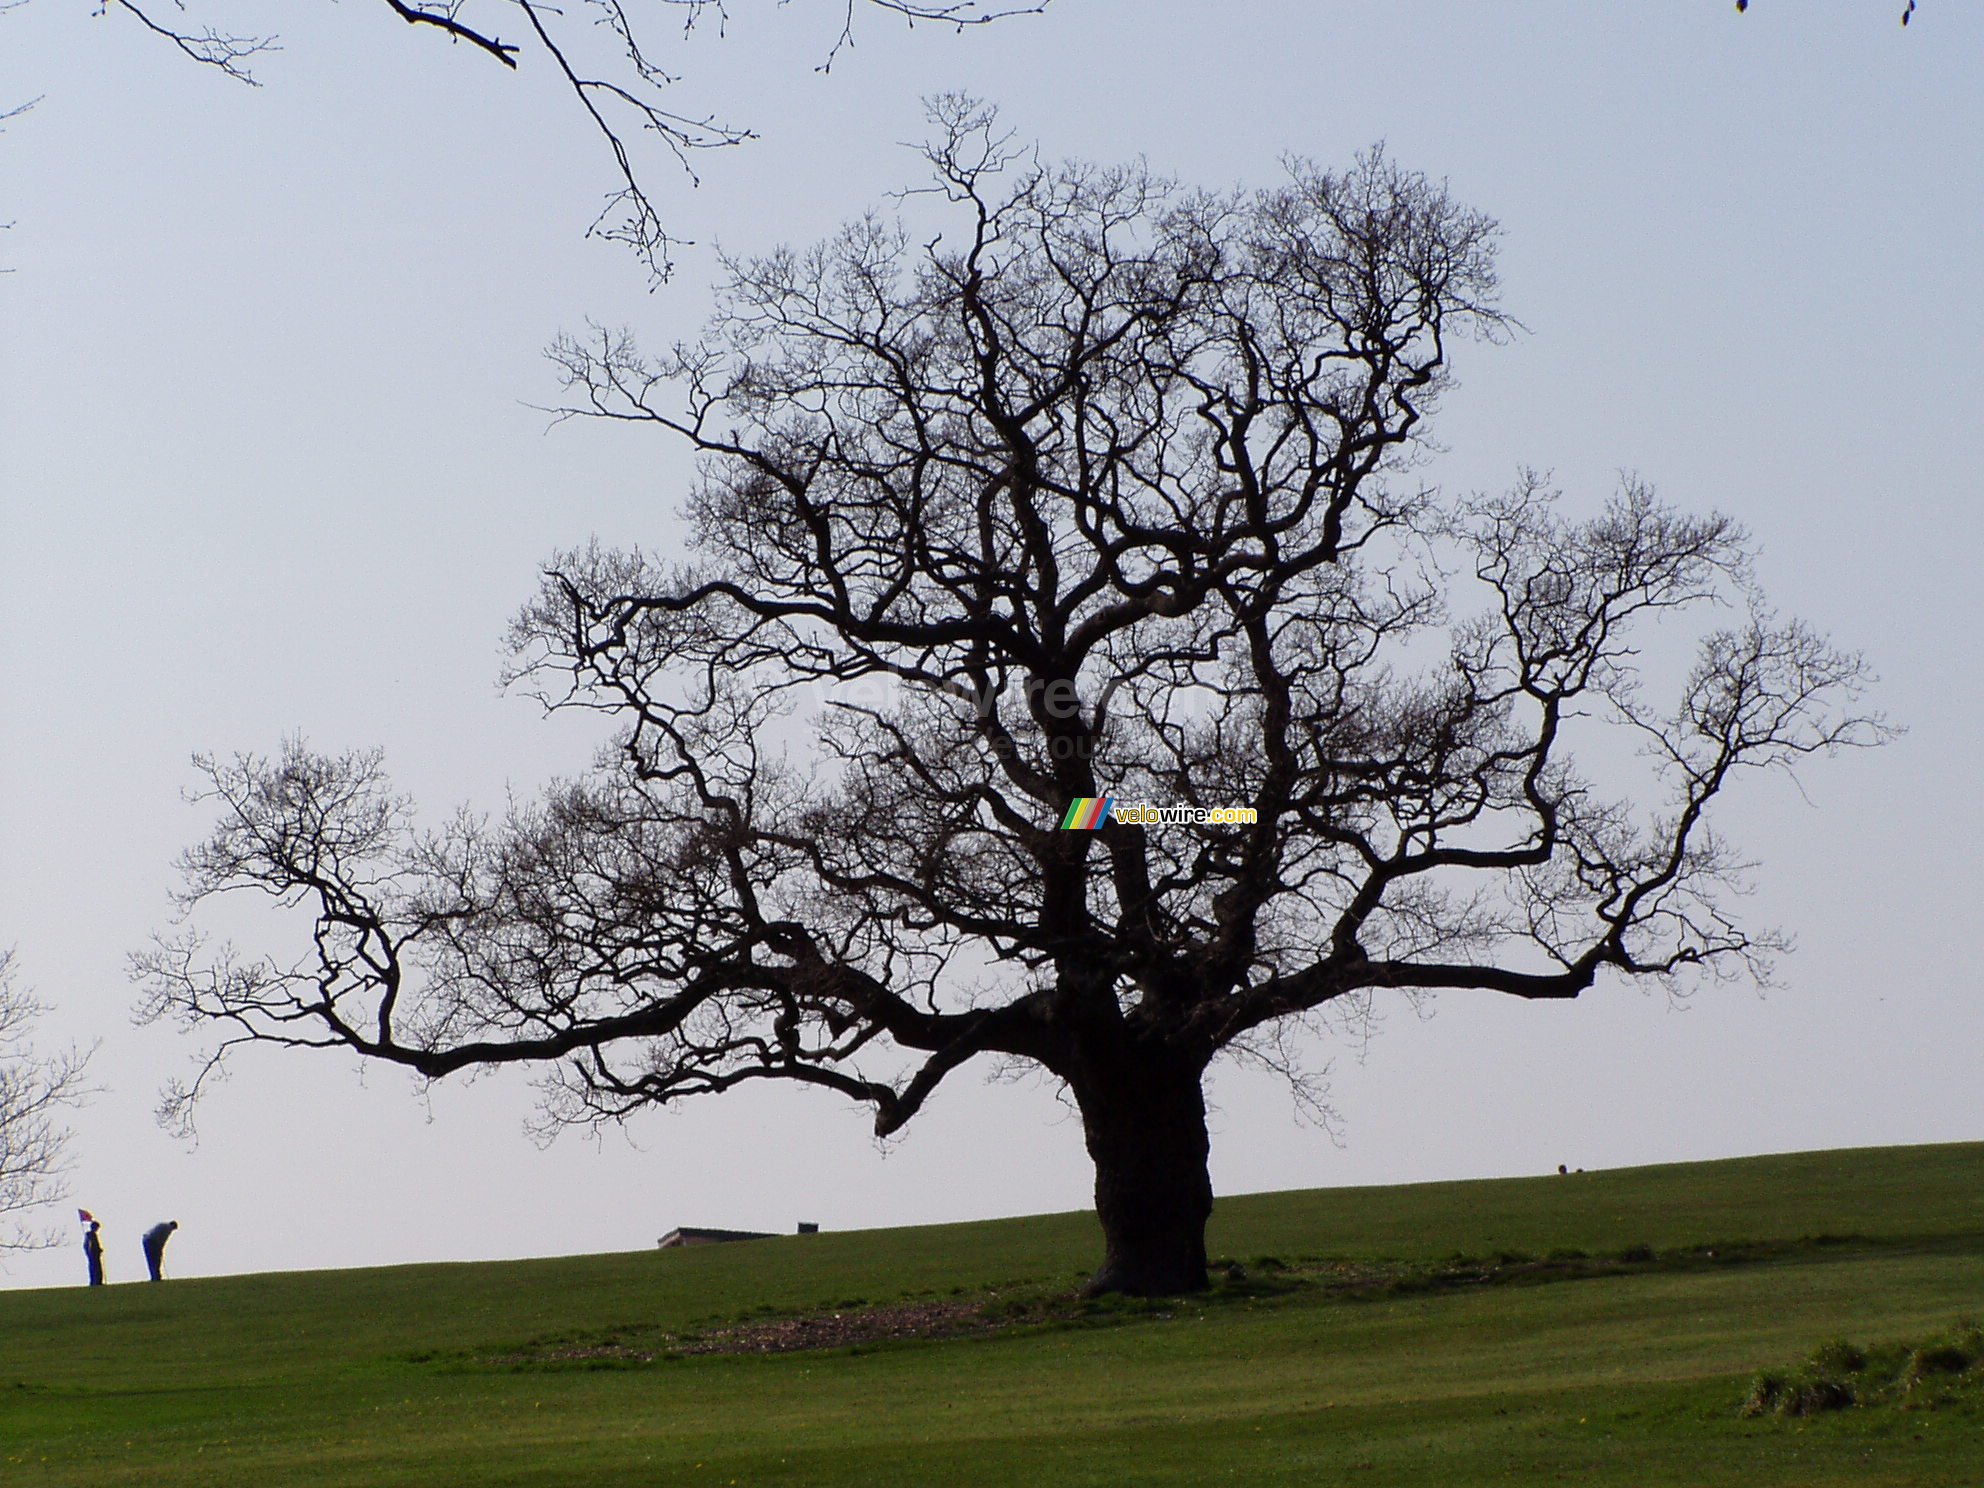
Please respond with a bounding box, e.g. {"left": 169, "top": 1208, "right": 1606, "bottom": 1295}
{"left": 1067, "top": 1040, "right": 1214, "bottom": 1296}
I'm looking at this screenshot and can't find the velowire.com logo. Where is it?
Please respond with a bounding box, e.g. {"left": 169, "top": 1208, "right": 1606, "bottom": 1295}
{"left": 1058, "top": 798, "right": 1258, "bottom": 829}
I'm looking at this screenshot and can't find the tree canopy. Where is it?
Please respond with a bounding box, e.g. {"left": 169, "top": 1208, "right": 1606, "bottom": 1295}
{"left": 139, "top": 104, "right": 1882, "bottom": 1294}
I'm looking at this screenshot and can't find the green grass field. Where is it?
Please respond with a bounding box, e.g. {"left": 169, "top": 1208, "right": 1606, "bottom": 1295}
{"left": 2, "top": 1142, "right": 1981, "bottom": 1486}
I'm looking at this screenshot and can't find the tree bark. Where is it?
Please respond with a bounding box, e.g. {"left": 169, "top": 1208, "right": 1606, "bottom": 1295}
{"left": 1066, "top": 1040, "right": 1215, "bottom": 1296}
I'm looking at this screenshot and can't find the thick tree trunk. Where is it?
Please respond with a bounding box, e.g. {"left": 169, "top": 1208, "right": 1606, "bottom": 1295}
{"left": 1067, "top": 1041, "right": 1214, "bottom": 1296}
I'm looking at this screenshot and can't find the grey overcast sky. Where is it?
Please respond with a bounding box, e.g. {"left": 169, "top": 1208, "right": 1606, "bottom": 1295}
{"left": 2, "top": 1, "right": 1978, "bottom": 1290}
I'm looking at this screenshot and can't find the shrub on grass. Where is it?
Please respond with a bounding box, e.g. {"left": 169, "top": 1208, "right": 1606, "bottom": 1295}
{"left": 1740, "top": 1367, "right": 1857, "bottom": 1418}
{"left": 1807, "top": 1339, "right": 1867, "bottom": 1375}
{"left": 1787, "top": 1378, "right": 1858, "bottom": 1415}
{"left": 1740, "top": 1370, "right": 1791, "bottom": 1417}
{"left": 1904, "top": 1344, "right": 1972, "bottom": 1382}
{"left": 1742, "top": 1322, "right": 1984, "bottom": 1419}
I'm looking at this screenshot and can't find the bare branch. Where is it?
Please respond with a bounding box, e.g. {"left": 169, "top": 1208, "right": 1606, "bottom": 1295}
{"left": 382, "top": 0, "right": 519, "bottom": 67}
{"left": 99, "top": 1, "right": 1056, "bottom": 279}
{"left": 106, "top": 1, "right": 277, "bottom": 84}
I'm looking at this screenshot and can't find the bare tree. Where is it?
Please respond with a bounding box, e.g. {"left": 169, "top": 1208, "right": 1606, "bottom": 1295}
{"left": 1, "top": 949, "right": 90, "bottom": 1250}
{"left": 96, "top": 0, "right": 1049, "bottom": 277}
{"left": 138, "top": 103, "right": 1882, "bottom": 1295}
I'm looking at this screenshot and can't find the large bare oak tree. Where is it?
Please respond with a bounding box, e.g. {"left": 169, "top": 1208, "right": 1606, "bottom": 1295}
{"left": 139, "top": 104, "right": 1880, "bottom": 1294}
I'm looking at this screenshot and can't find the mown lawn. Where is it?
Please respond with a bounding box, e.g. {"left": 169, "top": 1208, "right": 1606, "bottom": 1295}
{"left": 1, "top": 1142, "right": 1980, "bottom": 1486}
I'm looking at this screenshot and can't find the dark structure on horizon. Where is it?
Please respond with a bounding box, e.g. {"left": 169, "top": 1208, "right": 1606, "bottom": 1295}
{"left": 658, "top": 1223, "right": 819, "bottom": 1248}
{"left": 657, "top": 1226, "right": 772, "bottom": 1248}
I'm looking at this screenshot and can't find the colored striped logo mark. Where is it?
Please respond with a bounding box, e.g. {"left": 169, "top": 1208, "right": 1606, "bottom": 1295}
{"left": 1058, "top": 797, "right": 1114, "bottom": 830}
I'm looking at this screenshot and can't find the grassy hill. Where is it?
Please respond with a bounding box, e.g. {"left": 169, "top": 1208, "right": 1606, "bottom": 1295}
{"left": 1, "top": 1142, "right": 1980, "bottom": 1486}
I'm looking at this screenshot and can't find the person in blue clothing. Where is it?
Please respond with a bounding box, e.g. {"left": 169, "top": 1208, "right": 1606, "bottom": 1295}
{"left": 82, "top": 1214, "right": 104, "bottom": 1286}
{"left": 141, "top": 1220, "right": 178, "bottom": 1282}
